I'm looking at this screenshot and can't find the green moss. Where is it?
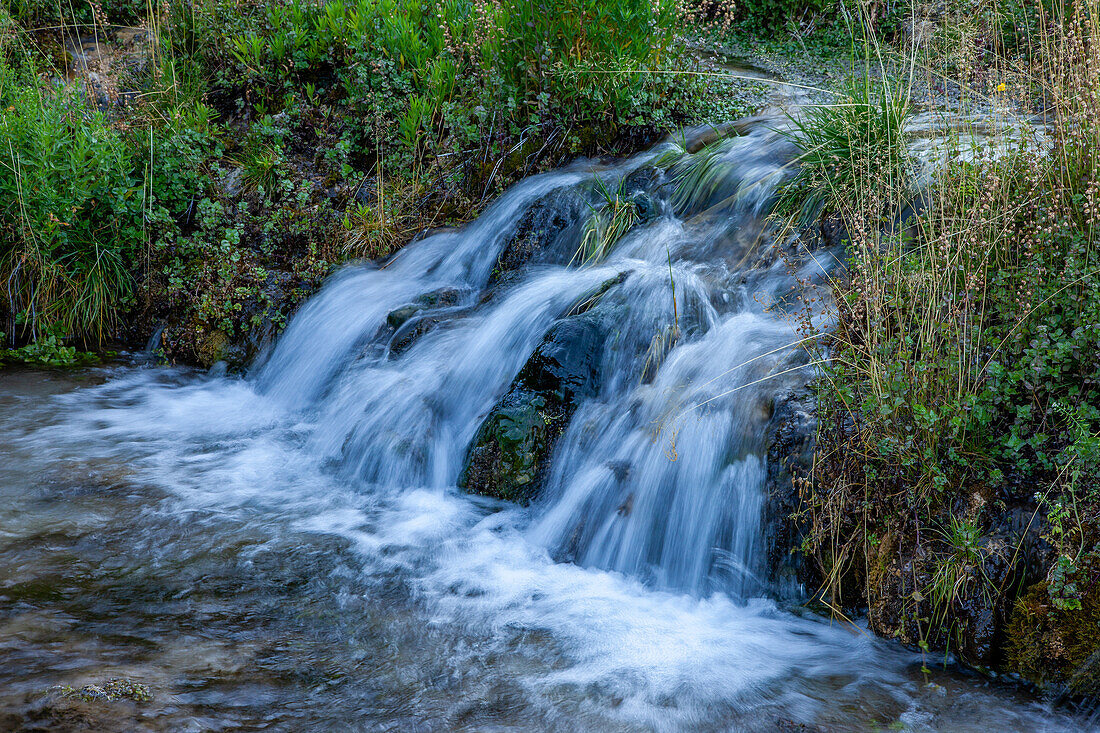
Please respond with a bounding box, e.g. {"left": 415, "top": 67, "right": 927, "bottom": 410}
{"left": 1005, "top": 574, "right": 1100, "bottom": 694}
{"left": 48, "top": 678, "right": 153, "bottom": 703}
{"left": 459, "top": 392, "right": 552, "bottom": 503}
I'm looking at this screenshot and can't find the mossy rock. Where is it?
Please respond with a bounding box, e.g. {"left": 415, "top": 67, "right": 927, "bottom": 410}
{"left": 459, "top": 313, "right": 605, "bottom": 504}
{"left": 1005, "top": 574, "right": 1100, "bottom": 694}
{"left": 459, "top": 390, "right": 555, "bottom": 503}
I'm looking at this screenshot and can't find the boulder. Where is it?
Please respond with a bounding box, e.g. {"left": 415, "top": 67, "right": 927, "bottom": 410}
{"left": 489, "top": 189, "right": 587, "bottom": 285}
{"left": 459, "top": 313, "right": 604, "bottom": 504}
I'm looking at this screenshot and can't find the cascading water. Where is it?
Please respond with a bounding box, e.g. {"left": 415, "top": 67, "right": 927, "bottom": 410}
{"left": 251, "top": 124, "right": 810, "bottom": 599}
{"left": 0, "top": 120, "right": 1084, "bottom": 731}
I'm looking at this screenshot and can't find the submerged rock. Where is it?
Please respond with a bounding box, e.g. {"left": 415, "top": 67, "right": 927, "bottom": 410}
{"left": 459, "top": 313, "right": 605, "bottom": 504}
{"left": 386, "top": 287, "right": 464, "bottom": 330}
{"left": 385, "top": 288, "right": 468, "bottom": 354}
{"left": 50, "top": 678, "right": 153, "bottom": 704}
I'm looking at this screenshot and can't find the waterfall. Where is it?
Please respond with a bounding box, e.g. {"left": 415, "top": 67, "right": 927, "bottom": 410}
{"left": 250, "top": 122, "right": 825, "bottom": 598}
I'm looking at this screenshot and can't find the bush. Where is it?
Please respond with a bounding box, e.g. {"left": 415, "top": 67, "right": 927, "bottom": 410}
{"left": 224, "top": 0, "right": 687, "bottom": 170}
{"left": 734, "top": 0, "right": 836, "bottom": 33}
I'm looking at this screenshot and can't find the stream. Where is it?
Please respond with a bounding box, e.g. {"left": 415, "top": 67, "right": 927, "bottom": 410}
{"left": 0, "top": 122, "right": 1086, "bottom": 731}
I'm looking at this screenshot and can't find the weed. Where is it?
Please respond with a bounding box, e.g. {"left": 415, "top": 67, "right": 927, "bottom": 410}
{"left": 574, "top": 177, "right": 640, "bottom": 265}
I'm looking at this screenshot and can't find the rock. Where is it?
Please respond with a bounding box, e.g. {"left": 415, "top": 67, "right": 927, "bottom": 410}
{"left": 866, "top": 522, "right": 1036, "bottom": 671}
{"left": 182, "top": 269, "right": 305, "bottom": 370}
{"left": 1005, "top": 568, "right": 1100, "bottom": 694}
{"left": 490, "top": 188, "right": 588, "bottom": 284}
{"left": 762, "top": 388, "right": 818, "bottom": 598}
{"left": 9, "top": 678, "right": 153, "bottom": 733}
{"left": 386, "top": 287, "right": 465, "bottom": 330}
{"left": 196, "top": 329, "right": 230, "bottom": 366}
{"left": 416, "top": 287, "right": 462, "bottom": 308}
{"left": 219, "top": 167, "right": 244, "bottom": 199}
{"left": 459, "top": 313, "right": 605, "bottom": 503}
{"left": 53, "top": 678, "right": 152, "bottom": 703}
{"left": 385, "top": 288, "right": 469, "bottom": 353}
{"left": 819, "top": 215, "right": 849, "bottom": 249}
{"left": 390, "top": 312, "right": 450, "bottom": 355}
{"left": 516, "top": 316, "right": 604, "bottom": 405}
{"left": 459, "top": 389, "right": 552, "bottom": 501}
{"left": 386, "top": 305, "right": 421, "bottom": 330}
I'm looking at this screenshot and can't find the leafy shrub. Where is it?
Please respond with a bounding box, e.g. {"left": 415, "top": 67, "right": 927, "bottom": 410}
{"left": 225, "top": 0, "right": 687, "bottom": 171}
{"left": 734, "top": 0, "right": 835, "bottom": 33}
{"left": 0, "top": 327, "right": 101, "bottom": 365}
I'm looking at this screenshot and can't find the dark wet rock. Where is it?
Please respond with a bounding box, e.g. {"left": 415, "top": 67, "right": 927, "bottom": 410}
{"left": 386, "top": 288, "right": 465, "bottom": 330}
{"left": 621, "top": 164, "right": 664, "bottom": 198}
{"left": 819, "top": 215, "right": 850, "bottom": 250}
{"left": 390, "top": 312, "right": 450, "bottom": 355}
{"left": 680, "top": 122, "right": 744, "bottom": 154}
{"left": 519, "top": 315, "right": 604, "bottom": 404}
{"left": 866, "top": 514, "right": 1041, "bottom": 671}
{"left": 385, "top": 288, "right": 469, "bottom": 354}
{"left": 762, "top": 388, "right": 818, "bottom": 598}
{"left": 416, "top": 287, "right": 462, "bottom": 308}
{"left": 620, "top": 166, "right": 667, "bottom": 223}
{"left": 490, "top": 188, "right": 588, "bottom": 284}
{"left": 458, "top": 388, "right": 555, "bottom": 501}
{"left": 387, "top": 305, "right": 421, "bottom": 330}
{"left": 459, "top": 313, "right": 605, "bottom": 504}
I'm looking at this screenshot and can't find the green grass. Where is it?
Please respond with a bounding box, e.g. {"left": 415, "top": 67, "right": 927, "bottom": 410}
{"left": 574, "top": 177, "right": 641, "bottom": 265}
{"left": 774, "top": 75, "right": 911, "bottom": 226}
{"left": 0, "top": 62, "right": 144, "bottom": 342}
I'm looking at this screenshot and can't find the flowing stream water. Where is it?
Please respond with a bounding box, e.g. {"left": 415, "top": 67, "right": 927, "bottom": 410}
{"left": 0, "top": 122, "right": 1086, "bottom": 731}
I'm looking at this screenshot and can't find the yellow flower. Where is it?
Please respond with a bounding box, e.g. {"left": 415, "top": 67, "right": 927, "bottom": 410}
{"left": 996, "top": 82, "right": 1007, "bottom": 92}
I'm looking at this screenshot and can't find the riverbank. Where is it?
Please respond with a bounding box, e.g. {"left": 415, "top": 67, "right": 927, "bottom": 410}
{"left": 2, "top": 0, "right": 767, "bottom": 366}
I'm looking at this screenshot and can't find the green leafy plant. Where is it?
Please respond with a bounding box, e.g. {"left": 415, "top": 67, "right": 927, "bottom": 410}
{"left": 0, "top": 62, "right": 143, "bottom": 342}
{"left": 0, "top": 328, "right": 102, "bottom": 366}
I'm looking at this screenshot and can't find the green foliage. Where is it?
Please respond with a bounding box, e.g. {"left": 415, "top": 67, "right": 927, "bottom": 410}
{"left": 734, "top": 0, "right": 835, "bottom": 33}
{"left": 929, "top": 515, "right": 991, "bottom": 629}
{"left": 776, "top": 76, "right": 911, "bottom": 226}
{"left": 0, "top": 328, "right": 101, "bottom": 366}
{"left": 225, "top": 0, "right": 690, "bottom": 170}
{"left": 0, "top": 61, "right": 143, "bottom": 341}
{"left": 0, "top": 0, "right": 754, "bottom": 364}
{"left": 574, "top": 177, "right": 640, "bottom": 265}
